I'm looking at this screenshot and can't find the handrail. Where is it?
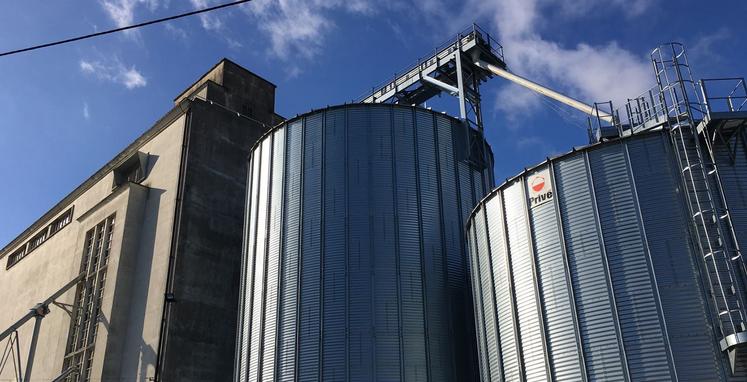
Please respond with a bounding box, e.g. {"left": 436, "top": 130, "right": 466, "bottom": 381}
{"left": 357, "top": 24, "right": 504, "bottom": 103}
{"left": 700, "top": 77, "right": 747, "bottom": 114}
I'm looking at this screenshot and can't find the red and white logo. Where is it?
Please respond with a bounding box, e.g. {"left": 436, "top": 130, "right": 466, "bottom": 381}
{"left": 531, "top": 176, "right": 546, "bottom": 192}
{"left": 527, "top": 169, "right": 553, "bottom": 208}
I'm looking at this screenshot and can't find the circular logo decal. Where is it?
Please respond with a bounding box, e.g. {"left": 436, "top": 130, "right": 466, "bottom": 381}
{"left": 531, "top": 176, "right": 545, "bottom": 192}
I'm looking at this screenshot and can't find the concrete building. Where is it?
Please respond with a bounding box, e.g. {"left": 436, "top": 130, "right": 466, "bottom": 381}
{"left": 0, "top": 59, "right": 281, "bottom": 381}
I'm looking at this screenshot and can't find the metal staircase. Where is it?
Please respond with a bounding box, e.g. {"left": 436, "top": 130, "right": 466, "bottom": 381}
{"left": 651, "top": 43, "right": 747, "bottom": 372}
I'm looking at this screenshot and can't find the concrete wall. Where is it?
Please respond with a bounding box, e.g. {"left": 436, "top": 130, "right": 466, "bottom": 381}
{"left": 174, "top": 59, "right": 277, "bottom": 125}
{"left": 0, "top": 114, "right": 186, "bottom": 381}
{"left": 158, "top": 99, "right": 272, "bottom": 381}
{"left": 113, "top": 114, "right": 187, "bottom": 381}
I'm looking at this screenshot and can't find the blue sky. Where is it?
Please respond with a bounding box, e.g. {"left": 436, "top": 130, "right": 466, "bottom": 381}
{"left": 1, "top": 0, "right": 746, "bottom": 246}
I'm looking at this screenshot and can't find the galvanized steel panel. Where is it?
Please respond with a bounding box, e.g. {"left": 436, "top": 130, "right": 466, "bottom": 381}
{"left": 248, "top": 138, "right": 272, "bottom": 381}
{"left": 477, "top": 207, "right": 502, "bottom": 382}
{"left": 555, "top": 153, "right": 627, "bottom": 382}
{"left": 321, "top": 109, "right": 347, "bottom": 381}
{"left": 415, "top": 108, "right": 451, "bottom": 381}
{"left": 347, "top": 105, "right": 375, "bottom": 381}
{"left": 712, "top": 134, "right": 747, "bottom": 379}
{"left": 503, "top": 181, "right": 549, "bottom": 381}
{"left": 628, "top": 133, "right": 725, "bottom": 381}
{"left": 393, "top": 107, "right": 429, "bottom": 381}
{"left": 276, "top": 121, "right": 303, "bottom": 382}
{"left": 237, "top": 104, "right": 491, "bottom": 382}
{"left": 471, "top": 210, "right": 494, "bottom": 382}
{"left": 262, "top": 129, "right": 285, "bottom": 382}
{"left": 527, "top": 165, "right": 584, "bottom": 382}
{"left": 588, "top": 143, "right": 674, "bottom": 381}
{"left": 298, "top": 113, "right": 323, "bottom": 380}
{"left": 371, "top": 107, "right": 401, "bottom": 381}
{"left": 468, "top": 130, "right": 747, "bottom": 382}
{"left": 485, "top": 194, "right": 522, "bottom": 381}
{"left": 713, "top": 134, "right": 747, "bottom": 272}
{"left": 238, "top": 146, "right": 261, "bottom": 381}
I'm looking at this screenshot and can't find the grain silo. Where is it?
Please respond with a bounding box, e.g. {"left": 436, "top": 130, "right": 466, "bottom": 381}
{"left": 466, "top": 43, "right": 747, "bottom": 381}
{"left": 234, "top": 103, "right": 493, "bottom": 381}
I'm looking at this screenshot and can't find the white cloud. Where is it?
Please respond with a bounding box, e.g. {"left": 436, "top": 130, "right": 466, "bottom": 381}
{"left": 689, "top": 27, "right": 731, "bottom": 67}
{"left": 233, "top": 0, "right": 653, "bottom": 112}
{"left": 515, "top": 135, "right": 565, "bottom": 157}
{"left": 494, "top": 83, "right": 542, "bottom": 123}
{"left": 121, "top": 67, "right": 148, "bottom": 88}
{"left": 480, "top": 0, "right": 653, "bottom": 110}
{"left": 79, "top": 58, "right": 148, "bottom": 89}
{"left": 190, "top": 0, "right": 224, "bottom": 31}
{"left": 225, "top": 37, "right": 243, "bottom": 50}
{"left": 101, "top": 0, "right": 136, "bottom": 28}
{"left": 549, "top": 0, "right": 652, "bottom": 18}
{"left": 164, "top": 23, "right": 188, "bottom": 40}
{"left": 83, "top": 102, "right": 91, "bottom": 120}
{"left": 240, "top": 0, "right": 374, "bottom": 60}
{"left": 80, "top": 61, "right": 96, "bottom": 74}
{"left": 284, "top": 66, "right": 302, "bottom": 80}
{"left": 100, "top": 0, "right": 165, "bottom": 36}
{"left": 502, "top": 37, "right": 651, "bottom": 108}
{"left": 346, "top": 0, "right": 654, "bottom": 116}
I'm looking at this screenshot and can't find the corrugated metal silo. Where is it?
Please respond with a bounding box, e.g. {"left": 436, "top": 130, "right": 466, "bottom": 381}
{"left": 467, "top": 129, "right": 747, "bottom": 381}
{"left": 235, "top": 103, "right": 494, "bottom": 381}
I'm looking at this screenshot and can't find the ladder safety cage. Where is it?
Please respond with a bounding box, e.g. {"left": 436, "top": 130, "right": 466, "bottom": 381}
{"left": 651, "top": 43, "right": 747, "bottom": 371}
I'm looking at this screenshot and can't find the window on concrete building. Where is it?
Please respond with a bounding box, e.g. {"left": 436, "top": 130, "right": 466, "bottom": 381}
{"left": 5, "top": 207, "right": 74, "bottom": 270}
{"left": 6, "top": 245, "right": 27, "bottom": 269}
{"left": 27, "top": 228, "right": 49, "bottom": 252}
{"left": 113, "top": 151, "right": 148, "bottom": 189}
{"left": 50, "top": 207, "right": 74, "bottom": 235}
{"left": 62, "top": 214, "right": 115, "bottom": 381}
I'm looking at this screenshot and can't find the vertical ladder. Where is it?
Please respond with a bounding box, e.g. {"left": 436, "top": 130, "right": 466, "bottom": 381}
{"left": 652, "top": 43, "right": 747, "bottom": 369}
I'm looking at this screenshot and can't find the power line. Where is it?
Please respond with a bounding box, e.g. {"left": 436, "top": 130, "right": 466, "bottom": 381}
{"left": 0, "top": 0, "right": 253, "bottom": 57}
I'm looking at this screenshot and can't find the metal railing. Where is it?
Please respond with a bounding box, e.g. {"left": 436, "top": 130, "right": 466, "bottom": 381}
{"left": 620, "top": 84, "right": 668, "bottom": 133}
{"left": 613, "top": 77, "right": 747, "bottom": 138}
{"left": 357, "top": 24, "right": 504, "bottom": 103}
{"left": 650, "top": 44, "right": 747, "bottom": 361}
{"left": 701, "top": 77, "right": 747, "bottom": 114}
{"left": 586, "top": 101, "right": 619, "bottom": 142}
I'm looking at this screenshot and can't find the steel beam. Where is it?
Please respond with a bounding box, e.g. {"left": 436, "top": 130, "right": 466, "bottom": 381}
{"left": 23, "top": 310, "right": 46, "bottom": 382}
{"left": 455, "top": 49, "right": 468, "bottom": 121}
{"left": 0, "top": 273, "right": 85, "bottom": 382}
{"left": 421, "top": 75, "right": 459, "bottom": 96}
